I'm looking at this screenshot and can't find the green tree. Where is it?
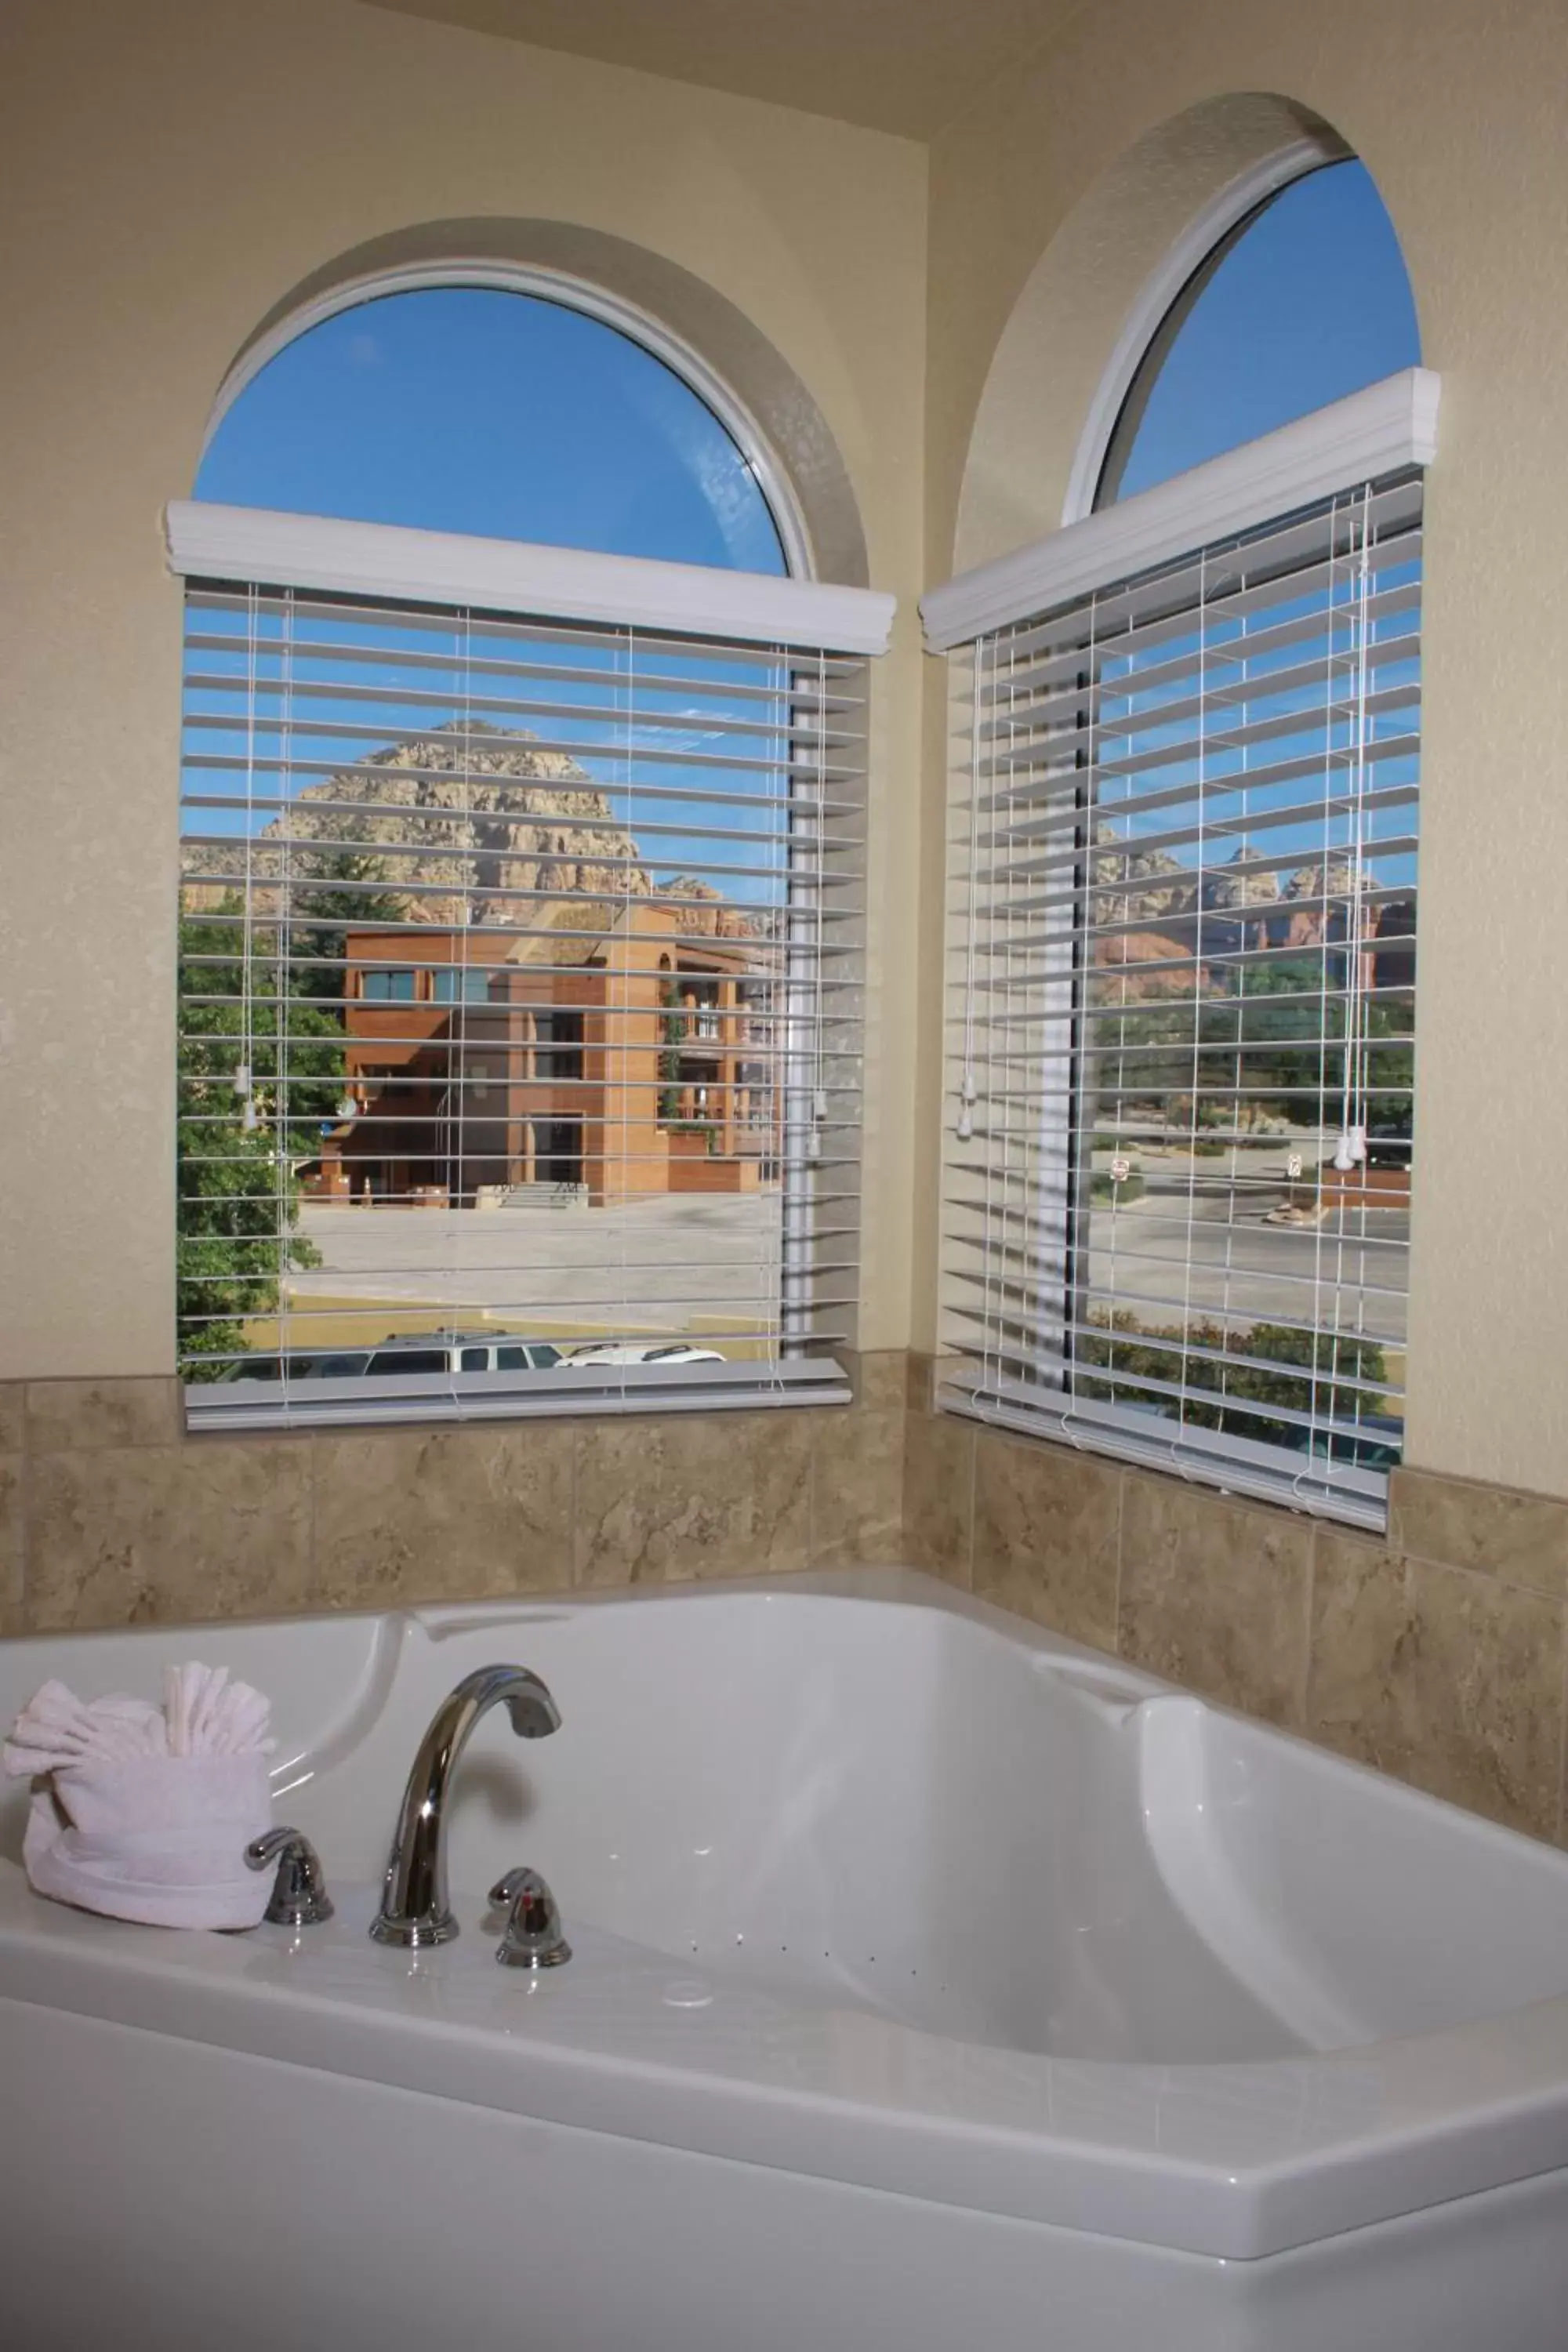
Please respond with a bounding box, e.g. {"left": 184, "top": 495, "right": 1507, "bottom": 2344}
{"left": 658, "top": 975, "right": 688, "bottom": 1123}
{"left": 1075, "top": 1310, "right": 1393, "bottom": 1459}
{"left": 176, "top": 897, "right": 351, "bottom": 1378}
{"left": 289, "top": 850, "right": 408, "bottom": 1007}
{"left": 1087, "top": 953, "right": 1413, "bottom": 1142}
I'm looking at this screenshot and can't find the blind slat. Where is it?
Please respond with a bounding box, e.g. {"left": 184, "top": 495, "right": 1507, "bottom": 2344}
{"left": 938, "top": 464, "right": 1424, "bottom": 1526}
{"left": 178, "top": 568, "right": 868, "bottom": 1421}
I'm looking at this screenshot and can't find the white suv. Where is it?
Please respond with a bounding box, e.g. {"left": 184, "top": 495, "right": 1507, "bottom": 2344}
{"left": 363, "top": 1334, "right": 564, "bottom": 1376}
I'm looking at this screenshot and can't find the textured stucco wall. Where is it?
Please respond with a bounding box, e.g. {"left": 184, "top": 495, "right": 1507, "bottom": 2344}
{"left": 0, "top": 0, "right": 927, "bottom": 1374}
{"left": 5, "top": 0, "right": 1568, "bottom": 1501}
{"left": 915, "top": 1, "right": 1568, "bottom": 1495}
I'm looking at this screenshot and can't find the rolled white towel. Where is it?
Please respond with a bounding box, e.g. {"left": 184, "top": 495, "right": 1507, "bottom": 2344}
{"left": 5, "top": 1662, "right": 278, "bottom": 1929}
{"left": 23, "top": 1757, "right": 274, "bottom": 1930}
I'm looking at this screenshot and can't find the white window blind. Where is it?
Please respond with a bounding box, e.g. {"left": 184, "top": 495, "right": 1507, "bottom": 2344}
{"left": 926, "top": 385, "right": 1432, "bottom": 1528}
{"left": 167, "top": 506, "right": 891, "bottom": 1432}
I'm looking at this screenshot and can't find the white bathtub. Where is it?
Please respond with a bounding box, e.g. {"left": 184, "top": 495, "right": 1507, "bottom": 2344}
{"left": 4, "top": 1569, "right": 1568, "bottom": 2350}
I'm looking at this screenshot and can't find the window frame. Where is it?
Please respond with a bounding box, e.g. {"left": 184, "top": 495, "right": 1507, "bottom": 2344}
{"left": 361, "top": 967, "right": 419, "bottom": 1002}
{"left": 201, "top": 262, "right": 815, "bottom": 583}
{"left": 1060, "top": 136, "right": 1345, "bottom": 528}
{"left": 923, "top": 370, "right": 1439, "bottom": 1530}
{"left": 169, "top": 500, "right": 891, "bottom": 1434}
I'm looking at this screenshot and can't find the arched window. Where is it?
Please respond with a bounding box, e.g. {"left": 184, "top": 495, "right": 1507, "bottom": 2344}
{"left": 198, "top": 285, "right": 789, "bottom": 573}
{"left": 172, "top": 276, "right": 890, "bottom": 1427}
{"left": 926, "top": 148, "right": 1433, "bottom": 1529}
{"left": 1098, "top": 160, "right": 1420, "bottom": 506}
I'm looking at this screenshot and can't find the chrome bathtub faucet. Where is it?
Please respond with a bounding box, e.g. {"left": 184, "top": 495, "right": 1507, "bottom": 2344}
{"left": 490, "top": 1866, "right": 572, "bottom": 1969}
{"left": 370, "top": 1663, "right": 561, "bottom": 1949}
{"left": 246, "top": 1827, "right": 335, "bottom": 1927}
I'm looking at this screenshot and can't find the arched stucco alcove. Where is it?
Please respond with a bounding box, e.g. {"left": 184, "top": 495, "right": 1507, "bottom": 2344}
{"left": 209, "top": 217, "right": 872, "bottom": 589}
{"left": 951, "top": 93, "right": 1353, "bottom": 577}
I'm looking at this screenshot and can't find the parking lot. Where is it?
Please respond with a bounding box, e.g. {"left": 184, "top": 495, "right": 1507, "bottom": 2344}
{"left": 278, "top": 1192, "right": 789, "bottom": 1346}
{"left": 274, "top": 1166, "right": 1406, "bottom": 1360}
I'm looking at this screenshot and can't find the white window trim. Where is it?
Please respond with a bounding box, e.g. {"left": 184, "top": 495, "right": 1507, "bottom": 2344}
{"left": 1059, "top": 135, "right": 1345, "bottom": 526}
{"left": 166, "top": 500, "right": 895, "bottom": 658}
{"left": 921, "top": 367, "right": 1439, "bottom": 652}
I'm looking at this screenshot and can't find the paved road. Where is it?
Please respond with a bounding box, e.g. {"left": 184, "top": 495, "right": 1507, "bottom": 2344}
{"left": 1083, "top": 1182, "right": 1408, "bottom": 1344}
{"left": 290, "top": 1173, "right": 1407, "bottom": 1350}
{"left": 291, "top": 1193, "right": 788, "bottom": 1334}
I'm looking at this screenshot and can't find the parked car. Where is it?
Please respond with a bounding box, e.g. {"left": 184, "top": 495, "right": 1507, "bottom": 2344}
{"left": 217, "top": 1333, "right": 563, "bottom": 1382}
{"left": 362, "top": 1333, "right": 564, "bottom": 1377}
{"left": 215, "top": 1350, "right": 371, "bottom": 1382}
{"left": 564, "top": 1343, "right": 726, "bottom": 1367}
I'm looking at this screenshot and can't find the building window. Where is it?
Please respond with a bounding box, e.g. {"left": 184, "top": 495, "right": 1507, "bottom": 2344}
{"left": 532, "top": 1009, "right": 584, "bottom": 1083}
{"left": 431, "top": 967, "right": 495, "bottom": 1005}
{"left": 924, "top": 171, "right": 1430, "bottom": 1528}
{"left": 174, "top": 281, "right": 891, "bottom": 1426}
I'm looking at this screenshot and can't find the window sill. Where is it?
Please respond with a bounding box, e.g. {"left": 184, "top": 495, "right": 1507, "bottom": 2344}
{"left": 183, "top": 1357, "right": 852, "bottom": 1436}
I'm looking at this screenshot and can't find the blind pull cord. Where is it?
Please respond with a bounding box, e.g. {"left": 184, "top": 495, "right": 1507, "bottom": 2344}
{"left": 956, "top": 633, "right": 985, "bottom": 1142}
{"left": 1333, "top": 487, "right": 1375, "bottom": 1174}
{"left": 809, "top": 647, "right": 827, "bottom": 1162}
{"left": 234, "top": 580, "right": 260, "bottom": 1123}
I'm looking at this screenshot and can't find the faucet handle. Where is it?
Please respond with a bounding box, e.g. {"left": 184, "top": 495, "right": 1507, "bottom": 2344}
{"left": 246, "top": 1827, "right": 335, "bottom": 1927}
{"left": 488, "top": 1867, "right": 571, "bottom": 1970}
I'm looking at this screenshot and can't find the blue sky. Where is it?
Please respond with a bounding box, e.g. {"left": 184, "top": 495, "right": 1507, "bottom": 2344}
{"left": 1109, "top": 160, "right": 1421, "bottom": 502}
{"left": 192, "top": 292, "right": 795, "bottom": 888}
{"left": 190, "top": 171, "right": 1419, "bottom": 896}
{"left": 197, "top": 288, "right": 786, "bottom": 574}
{"left": 1093, "top": 161, "right": 1423, "bottom": 894}
{"left": 198, "top": 164, "right": 1418, "bottom": 556}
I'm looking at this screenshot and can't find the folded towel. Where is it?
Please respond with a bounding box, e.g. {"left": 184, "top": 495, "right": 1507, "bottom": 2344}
{"left": 2, "top": 1681, "right": 168, "bottom": 1777}
{"left": 5, "top": 1664, "right": 276, "bottom": 1930}
{"left": 22, "top": 1757, "right": 274, "bottom": 1929}
{"left": 164, "top": 1663, "right": 274, "bottom": 1759}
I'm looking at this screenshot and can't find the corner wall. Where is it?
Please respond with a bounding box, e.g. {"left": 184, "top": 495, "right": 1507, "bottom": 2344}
{"left": 902, "top": 1377, "right": 1568, "bottom": 1849}
{"left": 0, "top": 0, "right": 927, "bottom": 1374}
{"left": 916, "top": 0, "right": 1568, "bottom": 1499}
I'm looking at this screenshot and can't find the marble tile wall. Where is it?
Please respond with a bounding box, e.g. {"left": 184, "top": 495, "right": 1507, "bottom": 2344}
{"left": 902, "top": 1355, "right": 1568, "bottom": 1846}
{"left": 8, "top": 1354, "right": 1566, "bottom": 1852}
{"left": 0, "top": 1359, "right": 906, "bottom": 1639}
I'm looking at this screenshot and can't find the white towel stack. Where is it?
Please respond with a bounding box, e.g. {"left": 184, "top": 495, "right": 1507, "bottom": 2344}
{"left": 4, "top": 1664, "right": 277, "bottom": 1930}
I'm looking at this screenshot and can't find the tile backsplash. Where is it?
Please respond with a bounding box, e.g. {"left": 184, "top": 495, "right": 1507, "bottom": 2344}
{"left": 5, "top": 1357, "right": 1566, "bottom": 1851}
{"left": 902, "top": 1354, "right": 1568, "bottom": 1848}
{"left": 0, "top": 1364, "right": 906, "bottom": 1637}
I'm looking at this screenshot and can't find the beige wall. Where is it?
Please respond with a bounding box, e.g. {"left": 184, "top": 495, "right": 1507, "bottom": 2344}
{"left": 0, "top": 0, "right": 927, "bottom": 1372}
{"left": 916, "top": 0, "right": 1568, "bottom": 1496}
{"left": 5, "top": 0, "right": 1568, "bottom": 1502}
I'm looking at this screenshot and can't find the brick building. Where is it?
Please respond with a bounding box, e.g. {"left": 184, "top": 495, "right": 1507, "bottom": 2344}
{"left": 303, "top": 898, "right": 779, "bottom": 1207}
